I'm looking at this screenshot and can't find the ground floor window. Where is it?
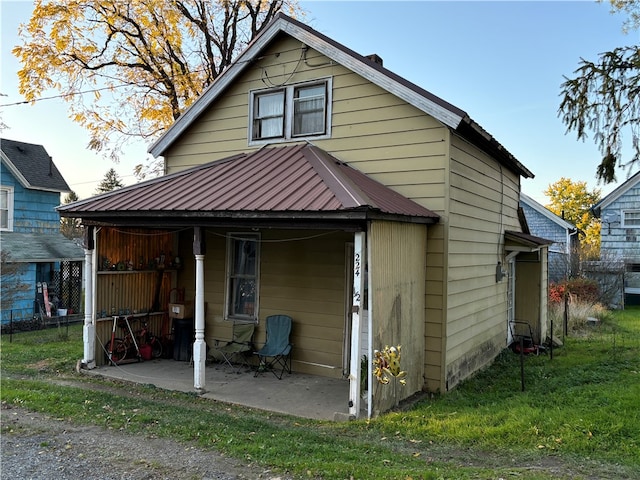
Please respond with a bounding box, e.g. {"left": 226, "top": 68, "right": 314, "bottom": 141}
{"left": 225, "top": 233, "right": 260, "bottom": 321}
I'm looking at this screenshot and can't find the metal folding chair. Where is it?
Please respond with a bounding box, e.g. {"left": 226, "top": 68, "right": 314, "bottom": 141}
{"left": 213, "top": 322, "right": 255, "bottom": 372}
{"left": 254, "top": 314, "right": 293, "bottom": 379}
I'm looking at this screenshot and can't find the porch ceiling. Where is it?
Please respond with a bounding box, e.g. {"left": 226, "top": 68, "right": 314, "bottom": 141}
{"left": 58, "top": 144, "right": 439, "bottom": 228}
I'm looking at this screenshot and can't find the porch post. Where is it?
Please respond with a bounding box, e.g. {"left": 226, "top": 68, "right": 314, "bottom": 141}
{"left": 193, "top": 227, "right": 207, "bottom": 390}
{"left": 349, "top": 231, "right": 365, "bottom": 418}
{"left": 82, "top": 226, "right": 96, "bottom": 369}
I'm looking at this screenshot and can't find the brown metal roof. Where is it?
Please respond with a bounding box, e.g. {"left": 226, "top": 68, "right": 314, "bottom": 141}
{"left": 59, "top": 144, "right": 439, "bottom": 227}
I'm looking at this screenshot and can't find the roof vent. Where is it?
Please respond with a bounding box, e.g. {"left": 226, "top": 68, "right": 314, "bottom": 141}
{"left": 366, "top": 54, "right": 383, "bottom": 66}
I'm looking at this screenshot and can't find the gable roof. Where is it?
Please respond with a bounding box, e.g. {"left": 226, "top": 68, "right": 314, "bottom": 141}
{"left": 520, "top": 192, "right": 577, "bottom": 232}
{"left": 0, "top": 138, "right": 71, "bottom": 193}
{"left": 59, "top": 143, "right": 439, "bottom": 227}
{"left": 591, "top": 170, "right": 640, "bottom": 217}
{"left": 148, "top": 13, "right": 533, "bottom": 180}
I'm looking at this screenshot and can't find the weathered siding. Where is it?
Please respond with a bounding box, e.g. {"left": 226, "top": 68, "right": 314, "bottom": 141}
{"left": 600, "top": 182, "right": 640, "bottom": 262}
{"left": 369, "top": 220, "right": 427, "bottom": 414}
{"left": 520, "top": 200, "right": 571, "bottom": 282}
{"left": 444, "top": 133, "right": 521, "bottom": 390}
{"left": 0, "top": 163, "right": 62, "bottom": 234}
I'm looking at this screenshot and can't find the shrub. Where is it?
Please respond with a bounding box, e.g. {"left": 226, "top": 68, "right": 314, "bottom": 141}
{"left": 549, "top": 277, "right": 599, "bottom": 304}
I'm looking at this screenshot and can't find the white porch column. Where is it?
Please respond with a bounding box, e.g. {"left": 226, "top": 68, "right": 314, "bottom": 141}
{"left": 82, "top": 227, "right": 96, "bottom": 369}
{"left": 193, "top": 253, "right": 207, "bottom": 390}
{"left": 349, "top": 231, "right": 365, "bottom": 418}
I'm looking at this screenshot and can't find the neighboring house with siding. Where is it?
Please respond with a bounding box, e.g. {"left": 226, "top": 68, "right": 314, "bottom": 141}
{"left": 59, "top": 13, "right": 550, "bottom": 418}
{"left": 520, "top": 192, "right": 579, "bottom": 283}
{"left": 1, "top": 139, "right": 84, "bottom": 324}
{"left": 590, "top": 171, "right": 640, "bottom": 306}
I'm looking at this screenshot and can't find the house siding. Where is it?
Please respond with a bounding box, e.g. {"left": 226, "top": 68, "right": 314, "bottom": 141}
{"left": 444, "top": 134, "right": 521, "bottom": 390}
{"left": 369, "top": 220, "right": 427, "bottom": 414}
{"left": 1, "top": 163, "right": 62, "bottom": 234}
{"left": 600, "top": 183, "right": 640, "bottom": 262}
{"left": 520, "top": 200, "right": 572, "bottom": 282}
{"left": 175, "top": 228, "right": 353, "bottom": 379}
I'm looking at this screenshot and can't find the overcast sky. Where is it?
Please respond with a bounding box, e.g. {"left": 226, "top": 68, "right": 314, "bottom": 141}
{"left": 2, "top": 1, "right": 638, "bottom": 202}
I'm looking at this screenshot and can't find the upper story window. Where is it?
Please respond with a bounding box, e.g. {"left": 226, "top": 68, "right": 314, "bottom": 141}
{"left": 622, "top": 210, "right": 640, "bottom": 228}
{"left": 0, "top": 186, "right": 14, "bottom": 231}
{"left": 250, "top": 79, "right": 331, "bottom": 144}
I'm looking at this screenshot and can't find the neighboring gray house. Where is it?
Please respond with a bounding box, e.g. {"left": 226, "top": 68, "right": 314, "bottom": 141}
{"left": 591, "top": 171, "right": 640, "bottom": 306}
{"left": 520, "top": 193, "right": 579, "bottom": 283}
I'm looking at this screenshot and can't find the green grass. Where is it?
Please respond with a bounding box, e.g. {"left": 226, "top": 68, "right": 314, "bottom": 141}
{"left": 2, "top": 308, "right": 639, "bottom": 479}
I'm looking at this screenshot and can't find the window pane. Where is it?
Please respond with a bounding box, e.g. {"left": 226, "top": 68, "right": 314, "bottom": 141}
{"left": 0, "top": 190, "right": 7, "bottom": 229}
{"left": 624, "top": 211, "right": 640, "bottom": 226}
{"left": 233, "top": 239, "right": 256, "bottom": 275}
{"left": 253, "top": 91, "right": 284, "bottom": 139}
{"left": 293, "top": 84, "right": 326, "bottom": 136}
{"left": 227, "top": 236, "right": 259, "bottom": 318}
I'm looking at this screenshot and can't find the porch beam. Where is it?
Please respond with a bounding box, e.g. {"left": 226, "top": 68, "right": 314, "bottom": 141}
{"left": 349, "top": 231, "right": 365, "bottom": 418}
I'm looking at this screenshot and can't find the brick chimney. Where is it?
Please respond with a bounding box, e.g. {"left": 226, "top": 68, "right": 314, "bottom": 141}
{"left": 366, "top": 54, "right": 383, "bottom": 67}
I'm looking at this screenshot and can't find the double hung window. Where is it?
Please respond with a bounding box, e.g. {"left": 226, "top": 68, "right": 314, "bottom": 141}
{"left": 250, "top": 79, "right": 331, "bottom": 143}
{"left": 225, "top": 233, "right": 260, "bottom": 321}
{"left": 622, "top": 210, "right": 640, "bottom": 228}
{"left": 0, "top": 187, "right": 13, "bottom": 231}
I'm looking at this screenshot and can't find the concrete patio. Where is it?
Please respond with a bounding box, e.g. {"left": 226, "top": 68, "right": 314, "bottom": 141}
{"left": 82, "top": 358, "right": 363, "bottom": 421}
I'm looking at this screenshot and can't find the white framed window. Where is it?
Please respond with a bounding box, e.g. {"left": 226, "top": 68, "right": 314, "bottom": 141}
{"left": 249, "top": 78, "right": 331, "bottom": 144}
{"left": 622, "top": 210, "right": 640, "bottom": 228}
{"left": 0, "top": 186, "right": 14, "bottom": 231}
{"left": 225, "top": 233, "right": 260, "bottom": 321}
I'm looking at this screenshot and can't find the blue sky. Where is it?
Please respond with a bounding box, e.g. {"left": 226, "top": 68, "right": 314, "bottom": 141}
{"left": 1, "top": 1, "right": 638, "bottom": 202}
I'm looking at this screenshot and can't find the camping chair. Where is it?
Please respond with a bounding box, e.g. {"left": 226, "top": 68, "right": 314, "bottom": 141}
{"left": 254, "top": 314, "right": 293, "bottom": 379}
{"left": 213, "top": 322, "right": 255, "bottom": 372}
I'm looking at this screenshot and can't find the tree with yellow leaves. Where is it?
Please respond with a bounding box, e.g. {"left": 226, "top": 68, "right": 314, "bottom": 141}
{"left": 544, "top": 177, "right": 602, "bottom": 257}
{"left": 13, "top": 0, "right": 301, "bottom": 178}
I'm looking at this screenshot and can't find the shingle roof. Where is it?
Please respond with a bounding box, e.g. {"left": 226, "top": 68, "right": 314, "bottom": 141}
{"left": 59, "top": 143, "right": 439, "bottom": 226}
{"left": 1, "top": 231, "right": 84, "bottom": 262}
{"left": 0, "top": 138, "right": 71, "bottom": 192}
{"left": 149, "top": 12, "right": 533, "bottom": 180}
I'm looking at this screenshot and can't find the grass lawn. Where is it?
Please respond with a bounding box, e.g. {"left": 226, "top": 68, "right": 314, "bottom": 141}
{"left": 2, "top": 307, "right": 639, "bottom": 479}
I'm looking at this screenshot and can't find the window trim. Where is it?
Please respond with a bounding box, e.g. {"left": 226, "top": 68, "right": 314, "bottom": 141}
{"left": 621, "top": 209, "right": 640, "bottom": 228}
{"left": 0, "top": 186, "right": 14, "bottom": 232}
{"left": 224, "top": 232, "right": 260, "bottom": 323}
{"left": 248, "top": 77, "right": 332, "bottom": 146}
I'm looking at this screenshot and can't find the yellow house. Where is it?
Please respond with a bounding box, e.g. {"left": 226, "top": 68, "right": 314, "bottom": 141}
{"left": 60, "top": 13, "right": 550, "bottom": 418}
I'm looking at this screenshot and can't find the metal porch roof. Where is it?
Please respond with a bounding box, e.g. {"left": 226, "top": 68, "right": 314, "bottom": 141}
{"left": 58, "top": 144, "right": 439, "bottom": 227}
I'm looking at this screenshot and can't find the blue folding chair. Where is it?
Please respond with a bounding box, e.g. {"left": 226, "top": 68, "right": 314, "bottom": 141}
{"left": 254, "top": 315, "right": 293, "bottom": 379}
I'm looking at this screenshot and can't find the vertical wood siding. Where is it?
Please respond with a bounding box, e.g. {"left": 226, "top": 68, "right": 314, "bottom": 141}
{"left": 369, "top": 221, "right": 427, "bottom": 414}
{"left": 94, "top": 228, "right": 177, "bottom": 321}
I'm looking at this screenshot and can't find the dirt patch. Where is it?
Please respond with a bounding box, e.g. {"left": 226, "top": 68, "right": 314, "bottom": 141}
{"left": 1, "top": 403, "right": 294, "bottom": 480}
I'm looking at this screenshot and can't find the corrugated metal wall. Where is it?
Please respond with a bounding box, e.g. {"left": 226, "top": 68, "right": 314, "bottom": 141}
{"left": 93, "top": 227, "right": 178, "bottom": 366}
{"left": 369, "top": 220, "right": 427, "bottom": 415}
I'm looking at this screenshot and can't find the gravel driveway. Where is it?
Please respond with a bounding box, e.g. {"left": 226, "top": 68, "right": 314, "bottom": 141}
{"left": 1, "top": 404, "right": 294, "bottom": 480}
